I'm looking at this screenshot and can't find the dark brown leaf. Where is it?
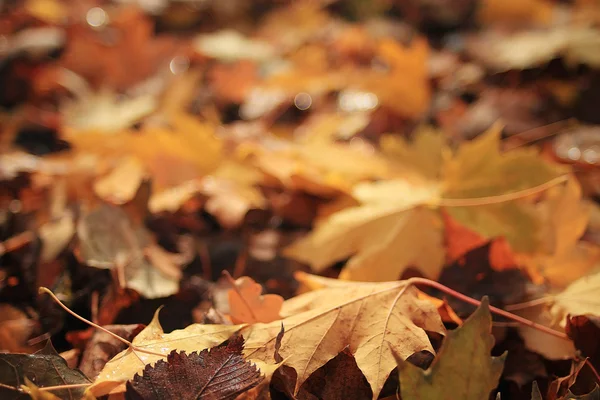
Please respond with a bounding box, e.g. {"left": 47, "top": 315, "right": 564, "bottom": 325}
{"left": 0, "top": 341, "right": 91, "bottom": 400}
{"left": 566, "top": 315, "right": 600, "bottom": 371}
{"left": 125, "top": 335, "right": 262, "bottom": 400}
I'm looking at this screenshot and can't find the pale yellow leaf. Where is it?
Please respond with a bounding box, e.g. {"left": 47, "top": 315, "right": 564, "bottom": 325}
{"left": 551, "top": 271, "right": 600, "bottom": 324}
{"left": 284, "top": 179, "right": 441, "bottom": 277}
{"left": 516, "top": 305, "right": 575, "bottom": 360}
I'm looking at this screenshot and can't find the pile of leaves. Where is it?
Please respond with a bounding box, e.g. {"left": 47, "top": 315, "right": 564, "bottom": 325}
{"left": 2, "top": 0, "right": 600, "bottom": 399}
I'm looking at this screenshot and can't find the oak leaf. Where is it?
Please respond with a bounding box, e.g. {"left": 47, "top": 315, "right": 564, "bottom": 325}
{"left": 227, "top": 276, "right": 283, "bottom": 324}
{"left": 125, "top": 336, "right": 262, "bottom": 400}
{"left": 242, "top": 275, "right": 445, "bottom": 399}
{"left": 397, "top": 298, "right": 505, "bottom": 400}
{"left": 88, "top": 309, "right": 240, "bottom": 397}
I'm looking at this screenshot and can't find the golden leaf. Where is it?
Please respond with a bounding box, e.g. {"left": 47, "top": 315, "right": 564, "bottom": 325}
{"left": 243, "top": 277, "right": 445, "bottom": 399}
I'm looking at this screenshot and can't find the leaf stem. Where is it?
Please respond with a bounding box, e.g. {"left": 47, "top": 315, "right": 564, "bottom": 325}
{"left": 39, "top": 287, "right": 134, "bottom": 347}
{"left": 504, "top": 296, "right": 554, "bottom": 311}
{"left": 438, "top": 175, "right": 568, "bottom": 207}
{"left": 407, "top": 278, "right": 570, "bottom": 340}
{"left": 38, "top": 287, "right": 165, "bottom": 357}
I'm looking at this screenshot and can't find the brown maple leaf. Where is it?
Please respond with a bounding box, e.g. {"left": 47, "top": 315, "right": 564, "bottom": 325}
{"left": 125, "top": 336, "right": 262, "bottom": 400}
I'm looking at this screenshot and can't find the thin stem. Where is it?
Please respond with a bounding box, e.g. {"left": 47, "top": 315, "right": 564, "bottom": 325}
{"left": 39, "top": 287, "right": 166, "bottom": 358}
{"left": 39, "top": 287, "right": 133, "bottom": 347}
{"left": 38, "top": 383, "right": 92, "bottom": 392}
{"left": 502, "top": 119, "right": 572, "bottom": 150}
{"left": 407, "top": 278, "right": 570, "bottom": 340}
{"left": 438, "top": 175, "right": 568, "bottom": 207}
{"left": 504, "top": 296, "right": 554, "bottom": 311}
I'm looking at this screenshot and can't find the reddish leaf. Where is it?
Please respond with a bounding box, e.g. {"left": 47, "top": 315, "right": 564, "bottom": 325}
{"left": 125, "top": 336, "right": 262, "bottom": 400}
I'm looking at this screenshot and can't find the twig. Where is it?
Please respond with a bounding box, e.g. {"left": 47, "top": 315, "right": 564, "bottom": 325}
{"left": 407, "top": 278, "right": 569, "bottom": 340}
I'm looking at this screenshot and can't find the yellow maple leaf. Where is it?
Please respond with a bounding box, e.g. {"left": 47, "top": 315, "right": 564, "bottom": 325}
{"left": 242, "top": 277, "right": 445, "bottom": 400}
{"left": 442, "top": 123, "right": 568, "bottom": 252}
{"left": 88, "top": 310, "right": 240, "bottom": 397}
{"left": 284, "top": 179, "right": 444, "bottom": 280}
{"left": 285, "top": 124, "right": 568, "bottom": 281}
{"left": 67, "top": 113, "right": 222, "bottom": 195}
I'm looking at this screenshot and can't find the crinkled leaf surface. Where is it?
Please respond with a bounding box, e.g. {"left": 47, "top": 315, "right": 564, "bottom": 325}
{"left": 125, "top": 336, "right": 261, "bottom": 400}
{"left": 88, "top": 310, "right": 240, "bottom": 397}
{"left": 398, "top": 298, "right": 505, "bottom": 400}
{"left": 242, "top": 276, "right": 445, "bottom": 399}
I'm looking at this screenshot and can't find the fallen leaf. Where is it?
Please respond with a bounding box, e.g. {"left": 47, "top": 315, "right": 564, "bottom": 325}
{"left": 397, "top": 298, "right": 506, "bottom": 400}
{"left": 93, "top": 157, "right": 146, "bottom": 205}
{"left": 125, "top": 336, "right": 262, "bottom": 400}
{"left": 516, "top": 305, "right": 576, "bottom": 360}
{"left": 442, "top": 123, "right": 566, "bottom": 253}
{"left": 285, "top": 179, "right": 443, "bottom": 280}
{"left": 0, "top": 342, "right": 91, "bottom": 400}
{"left": 517, "top": 178, "right": 600, "bottom": 286}
{"left": 242, "top": 277, "right": 445, "bottom": 399}
{"left": 551, "top": 271, "right": 600, "bottom": 326}
{"left": 88, "top": 309, "right": 240, "bottom": 397}
{"left": 78, "top": 324, "right": 145, "bottom": 380}
{"left": 285, "top": 124, "right": 567, "bottom": 281}
{"left": 194, "top": 30, "right": 275, "bottom": 62}
{"left": 227, "top": 276, "right": 283, "bottom": 324}
{"left": 380, "top": 126, "right": 446, "bottom": 180}
{"left": 21, "top": 378, "right": 61, "bottom": 400}
{"left": 77, "top": 205, "right": 181, "bottom": 298}
{"left": 468, "top": 27, "right": 600, "bottom": 72}
{"left": 566, "top": 315, "right": 600, "bottom": 371}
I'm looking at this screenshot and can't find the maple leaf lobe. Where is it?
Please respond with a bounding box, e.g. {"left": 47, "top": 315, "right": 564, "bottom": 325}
{"left": 125, "top": 336, "right": 262, "bottom": 400}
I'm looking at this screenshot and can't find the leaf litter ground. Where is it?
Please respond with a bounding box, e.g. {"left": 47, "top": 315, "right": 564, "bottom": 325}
{"left": 2, "top": 1, "right": 600, "bottom": 400}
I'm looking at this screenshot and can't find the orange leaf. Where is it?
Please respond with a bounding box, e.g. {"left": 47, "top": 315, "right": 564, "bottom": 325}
{"left": 227, "top": 275, "right": 283, "bottom": 324}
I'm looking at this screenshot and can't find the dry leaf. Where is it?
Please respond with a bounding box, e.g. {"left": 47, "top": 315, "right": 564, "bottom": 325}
{"left": 126, "top": 336, "right": 262, "bottom": 400}
{"left": 551, "top": 271, "right": 600, "bottom": 325}
{"left": 88, "top": 309, "right": 240, "bottom": 397}
{"left": 398, "top": 298, "right": 505, "bottom": 400}
{"left": 242, "top": 276, "right": 445, "bottom": 399}
{"left": 285, "top": 179, "right": 444, "bottom": 280}
{"left": 517, "top": 178, "right": 600, "bottom": 286}
{"left": 228, "top": 276, "right": 283, "bottom": 324}
{"left": 93, "top": 157, "right": 146, "bottom": 205}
